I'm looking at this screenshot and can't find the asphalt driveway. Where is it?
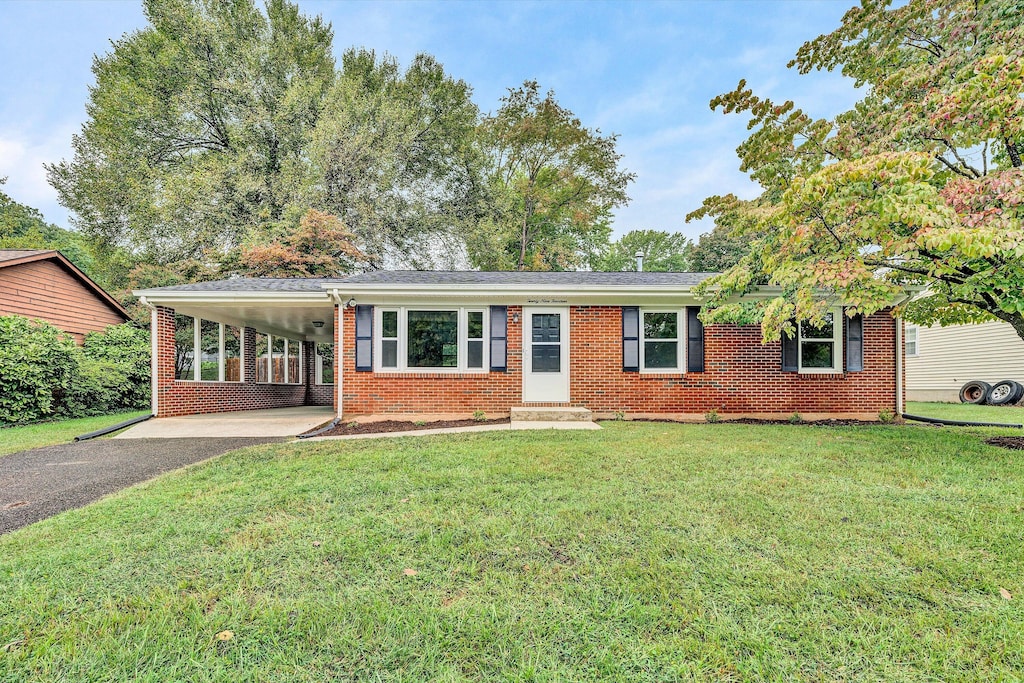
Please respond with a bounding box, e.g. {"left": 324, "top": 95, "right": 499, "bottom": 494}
{"left": 0, "top": 437, "right": 281, "bottom": 534}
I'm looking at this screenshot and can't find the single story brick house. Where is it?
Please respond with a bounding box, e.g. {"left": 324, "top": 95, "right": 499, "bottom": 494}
{"left": 0, "top": 249, "right": 129, "bottom": 342}
{"left": 134, "top": 271, "right": 910, "bottom": 421}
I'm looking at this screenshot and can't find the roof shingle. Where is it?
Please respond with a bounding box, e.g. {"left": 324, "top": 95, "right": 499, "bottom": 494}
{"left": 141, "top": 271, "right": 719, "bottom": 293}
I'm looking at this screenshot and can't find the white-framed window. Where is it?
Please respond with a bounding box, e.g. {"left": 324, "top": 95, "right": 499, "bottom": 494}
{"left": 375, "top": 307, "right": 488, "bottom": 372}
{"left": 905, "top": 325, "right": 919, "bottom": 356}
{"left": 640, "top": 309, "right": 683, "bottom": 372}
{"left": 256, "top": 333, "right": 303, "bottom": 384}
{"left": 174, "top": 315, "right": 243, "bottom": 382}
{"left": 315, "top": 343, "right": 335, "bottom": 384}
{"left": 798, "top": 308, "right": 843, "bottom": 373}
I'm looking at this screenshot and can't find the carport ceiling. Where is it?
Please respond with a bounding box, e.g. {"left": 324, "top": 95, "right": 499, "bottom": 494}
{"left": 171, "top": 301, "right": 336, "bottom": 342}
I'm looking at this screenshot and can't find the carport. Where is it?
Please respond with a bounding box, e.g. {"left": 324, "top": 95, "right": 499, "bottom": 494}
{"left": 134, "top": 277, "right": 344, "bottom": 420}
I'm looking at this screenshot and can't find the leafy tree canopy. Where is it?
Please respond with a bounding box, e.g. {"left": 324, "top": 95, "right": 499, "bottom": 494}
{"left": 472, "top": 81, "right": 635, "bottom": 271}
{"left": 308, "top": 49, "right": 485, "bottom": 269}
{"left": 687, "top": 223, "right": 754, "bottom": 273}
{"left": 592, "top": 229, "right": 691, "bottom": 272}
{"left": 688, "top": 0, "right": 1024, "bottom": 342}
{"left": 48, "top": 0, "right": 336, "bottom": 265}
{"left": 231, "top": 208, "right": 364, "bottom": 277}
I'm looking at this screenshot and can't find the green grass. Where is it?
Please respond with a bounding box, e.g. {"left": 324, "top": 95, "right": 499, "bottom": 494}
{"left": 0, "top": 411, "right": 150, "bottom": 458}
{"left": 1, "top": 423, "right": 1022, "bottom": 681}
{"left": 907, "top": 400, "right": 1024, "bottom": 424}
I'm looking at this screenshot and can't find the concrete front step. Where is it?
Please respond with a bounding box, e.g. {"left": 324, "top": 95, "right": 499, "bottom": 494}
{"left": 511, "top": 406, "right": 594, "bottom": 422}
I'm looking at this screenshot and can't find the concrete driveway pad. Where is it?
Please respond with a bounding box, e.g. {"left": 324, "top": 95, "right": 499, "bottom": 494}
{"left": 116, "top": 406, "right": 335, "bottom": 438}
{"left": 0, "top": 437, "right": 280, "bottom": 534}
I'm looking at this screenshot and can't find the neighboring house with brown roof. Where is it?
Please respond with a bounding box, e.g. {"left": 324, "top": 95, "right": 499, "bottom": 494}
{"left": 0, "top": 249, "right": 129, "bottom": 342}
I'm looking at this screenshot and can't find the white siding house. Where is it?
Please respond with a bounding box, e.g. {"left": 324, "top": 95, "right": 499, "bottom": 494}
{"left": 906, "top": 321, "right": 1024, "bottom": 402}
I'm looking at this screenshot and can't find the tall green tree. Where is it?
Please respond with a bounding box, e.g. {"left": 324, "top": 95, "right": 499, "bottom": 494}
{"left": 48, "top": 0, "right": 335, "bottom": 265}
{"left": 0, "top": 179, "right": 104, "bottom": 285}
{"left": 687, "top": 223, "right": 754, "bottom": 273}
{"left": 308, "top": 49, "right": 485, "bottom": 269}
{"left": 592, "top": 229, "right": 691, "bottom": 272}
{"left": 688, "top": 0, "right": 1024, "bottom": 342}
{"left": 473, "top": 81, "right": 635, "bottom": 271}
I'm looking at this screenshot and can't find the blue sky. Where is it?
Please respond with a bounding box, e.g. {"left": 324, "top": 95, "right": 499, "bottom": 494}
{"left": 0, "top": 0, "right": 862, "bottom": 240}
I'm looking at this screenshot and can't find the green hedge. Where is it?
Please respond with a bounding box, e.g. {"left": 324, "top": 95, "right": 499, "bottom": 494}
{"left": 0, "top": 315, "right": 150, "bottom": 425}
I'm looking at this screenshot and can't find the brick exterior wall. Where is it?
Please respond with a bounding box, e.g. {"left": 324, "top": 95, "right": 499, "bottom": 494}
{"left": 340, "top": 305, "right": 524, "bottom": 416}
{"left": 338, "top": 305, "right": 900, "bottom": 419}
{"left": 153, "top": 306, "right": 323, "bottom": 417}
{"left": 152, "top": 303, "right": 900, "bottom": 420}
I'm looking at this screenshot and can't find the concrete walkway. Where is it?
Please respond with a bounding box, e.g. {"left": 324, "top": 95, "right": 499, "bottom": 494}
{"left": 116, "top": 406, "right": 335, "bottom": 438}
{"left": 0, "top": 437, "right": 281, "bottom": 534}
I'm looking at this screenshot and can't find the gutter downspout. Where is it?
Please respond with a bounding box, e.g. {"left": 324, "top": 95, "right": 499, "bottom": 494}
{"left": 328, "top": 289, "right": 345, "bottom": 421}
{"left": 895, "top": 316, "right": 904, "bottom": 416}
{"left": 890, "top": 289, "right": 917, "bottom": 418}
{"left": 139, "top": 296, "right": 158, "bottom": 418}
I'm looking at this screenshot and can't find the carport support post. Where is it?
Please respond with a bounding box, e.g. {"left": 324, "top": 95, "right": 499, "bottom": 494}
{"left": 336, "top": 302, "right": 343, "bottom": 420}
{"left": 152, "top": 306, "right": 178, "bottom": 418}
{"left": 243, "top": 326, "right": 258, "bottom": 384}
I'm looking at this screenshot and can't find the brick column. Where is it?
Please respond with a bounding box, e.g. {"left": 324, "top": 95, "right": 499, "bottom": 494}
{"left": 243, "top": 327, "right": 257, "bottom": 384}
{"left": 153, "top": 306, "right": 177, "bottom": 417}
{"left": 303, "top": 340, "right": 315, "bottom": 405}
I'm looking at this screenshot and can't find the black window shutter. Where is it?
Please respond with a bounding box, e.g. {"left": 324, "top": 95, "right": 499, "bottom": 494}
{"left": 846, "top": 312, "right": 864, "bottom": 372}
{"left": 355, "top": 305, "right": 373, "bottom": 371}
{"left": 490, "top": 306, "right": 507, "bottom": 372}
{"left": 781, "top": 324, "right": 798, "bottom": 372}
{"left": 686, "top": 307, "right": 704, "bottom": 373}
{"left": 622, "top": 307, "right": 640, "bottom": 372}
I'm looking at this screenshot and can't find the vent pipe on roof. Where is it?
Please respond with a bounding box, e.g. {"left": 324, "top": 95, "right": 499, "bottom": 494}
{"left": 635, "top": 250, "right": 644, "bottom": 272}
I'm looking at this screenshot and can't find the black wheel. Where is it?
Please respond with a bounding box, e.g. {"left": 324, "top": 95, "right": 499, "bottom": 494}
{"left": 959, "top": 381, "right": 990, "bottom": 404}
{"left": 986, "top": 380, "right": 1021, "bottom": 406}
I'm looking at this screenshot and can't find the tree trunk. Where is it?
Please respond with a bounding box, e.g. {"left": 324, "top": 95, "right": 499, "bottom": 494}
{"left": 991, "top": 310, "right": 1024, "bottom": 343}
{"left": 518, "top": 199, "right": 533, "bottom": 271}
{"left": 1006, "top": 138, "right": 1022, "bottom": 168}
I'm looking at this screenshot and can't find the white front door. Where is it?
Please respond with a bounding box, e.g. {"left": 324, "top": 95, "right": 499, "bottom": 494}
{"left": 522, "top": 307, "right": 570, "bottom": 403}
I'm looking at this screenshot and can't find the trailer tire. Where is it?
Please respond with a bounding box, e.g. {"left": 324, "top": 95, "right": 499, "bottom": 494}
{"left": 987, "top": 380, "right": 1023, "bottom": 406}
{"left": 959, "top": 381, "right": 990, "bottom": 404}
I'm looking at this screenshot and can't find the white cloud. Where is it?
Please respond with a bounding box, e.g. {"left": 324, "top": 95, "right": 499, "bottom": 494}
{"left": 0, "top": 124, "right": 76, "bottom": 225}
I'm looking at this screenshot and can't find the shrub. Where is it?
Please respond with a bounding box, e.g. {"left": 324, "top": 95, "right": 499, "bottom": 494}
{"left": 0, "top": 316, "right": 151, "bottom": 425}
{"left": 705, "top": 409, "right": 720, "bottom": 423}
{"left": 81, "top": 324, "right": 151, "bottom": 411}
{"left": 0, "top": 316, "right": 77, "bottom": 424}
{"left": 62, "top": 358, "right": 129, "bottom": 417}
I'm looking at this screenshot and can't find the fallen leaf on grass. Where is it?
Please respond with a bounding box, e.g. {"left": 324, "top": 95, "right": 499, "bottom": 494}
{"left": 1000, "top": 588, "right": 1012, "bottom": 600}
{"left": 522, "top": 564, "right": 530, "bottom": 571}
{"left": 400, "top": 498, "right": 409, "bottom": 503}
{"left": 3, "top": 639, "right": 25, "bottom": 652}
{"left": 403, "top": 568, "right": 418, "bottom": 576}
{"left": 312, "top": 541, "right": 321, "bottom": 547}
{"left": 216, "top": 630, "right": 234, "bottom": 641}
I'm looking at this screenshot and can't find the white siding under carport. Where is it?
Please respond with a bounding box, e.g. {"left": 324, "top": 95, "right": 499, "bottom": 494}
{"left": 906, "top": 321, "right": 1024, "bottom": 402}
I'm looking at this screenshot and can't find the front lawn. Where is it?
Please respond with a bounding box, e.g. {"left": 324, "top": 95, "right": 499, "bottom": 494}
{"left": 0, "top": 410, "right": 150, "bottom": 457}
{"left": 1, "top": 423, "right": 1022, "bottom": 681}
{"left": 906, "top": 400, "right": 1024, "bottom": 424}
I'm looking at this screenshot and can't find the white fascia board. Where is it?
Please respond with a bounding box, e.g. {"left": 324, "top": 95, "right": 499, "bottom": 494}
{"left": 132, "top": 289, "right": 333, "bottom": 305}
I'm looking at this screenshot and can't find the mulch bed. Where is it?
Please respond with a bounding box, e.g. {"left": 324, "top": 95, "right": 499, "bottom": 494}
{"left": 606, "top": 417, "right": 878, "bottom": 427}
{"left": 306, "top": 417, "right": 510, "bottom": 437}
{"left": 985, "top": 436, "right": 1024, "bottom": 450}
